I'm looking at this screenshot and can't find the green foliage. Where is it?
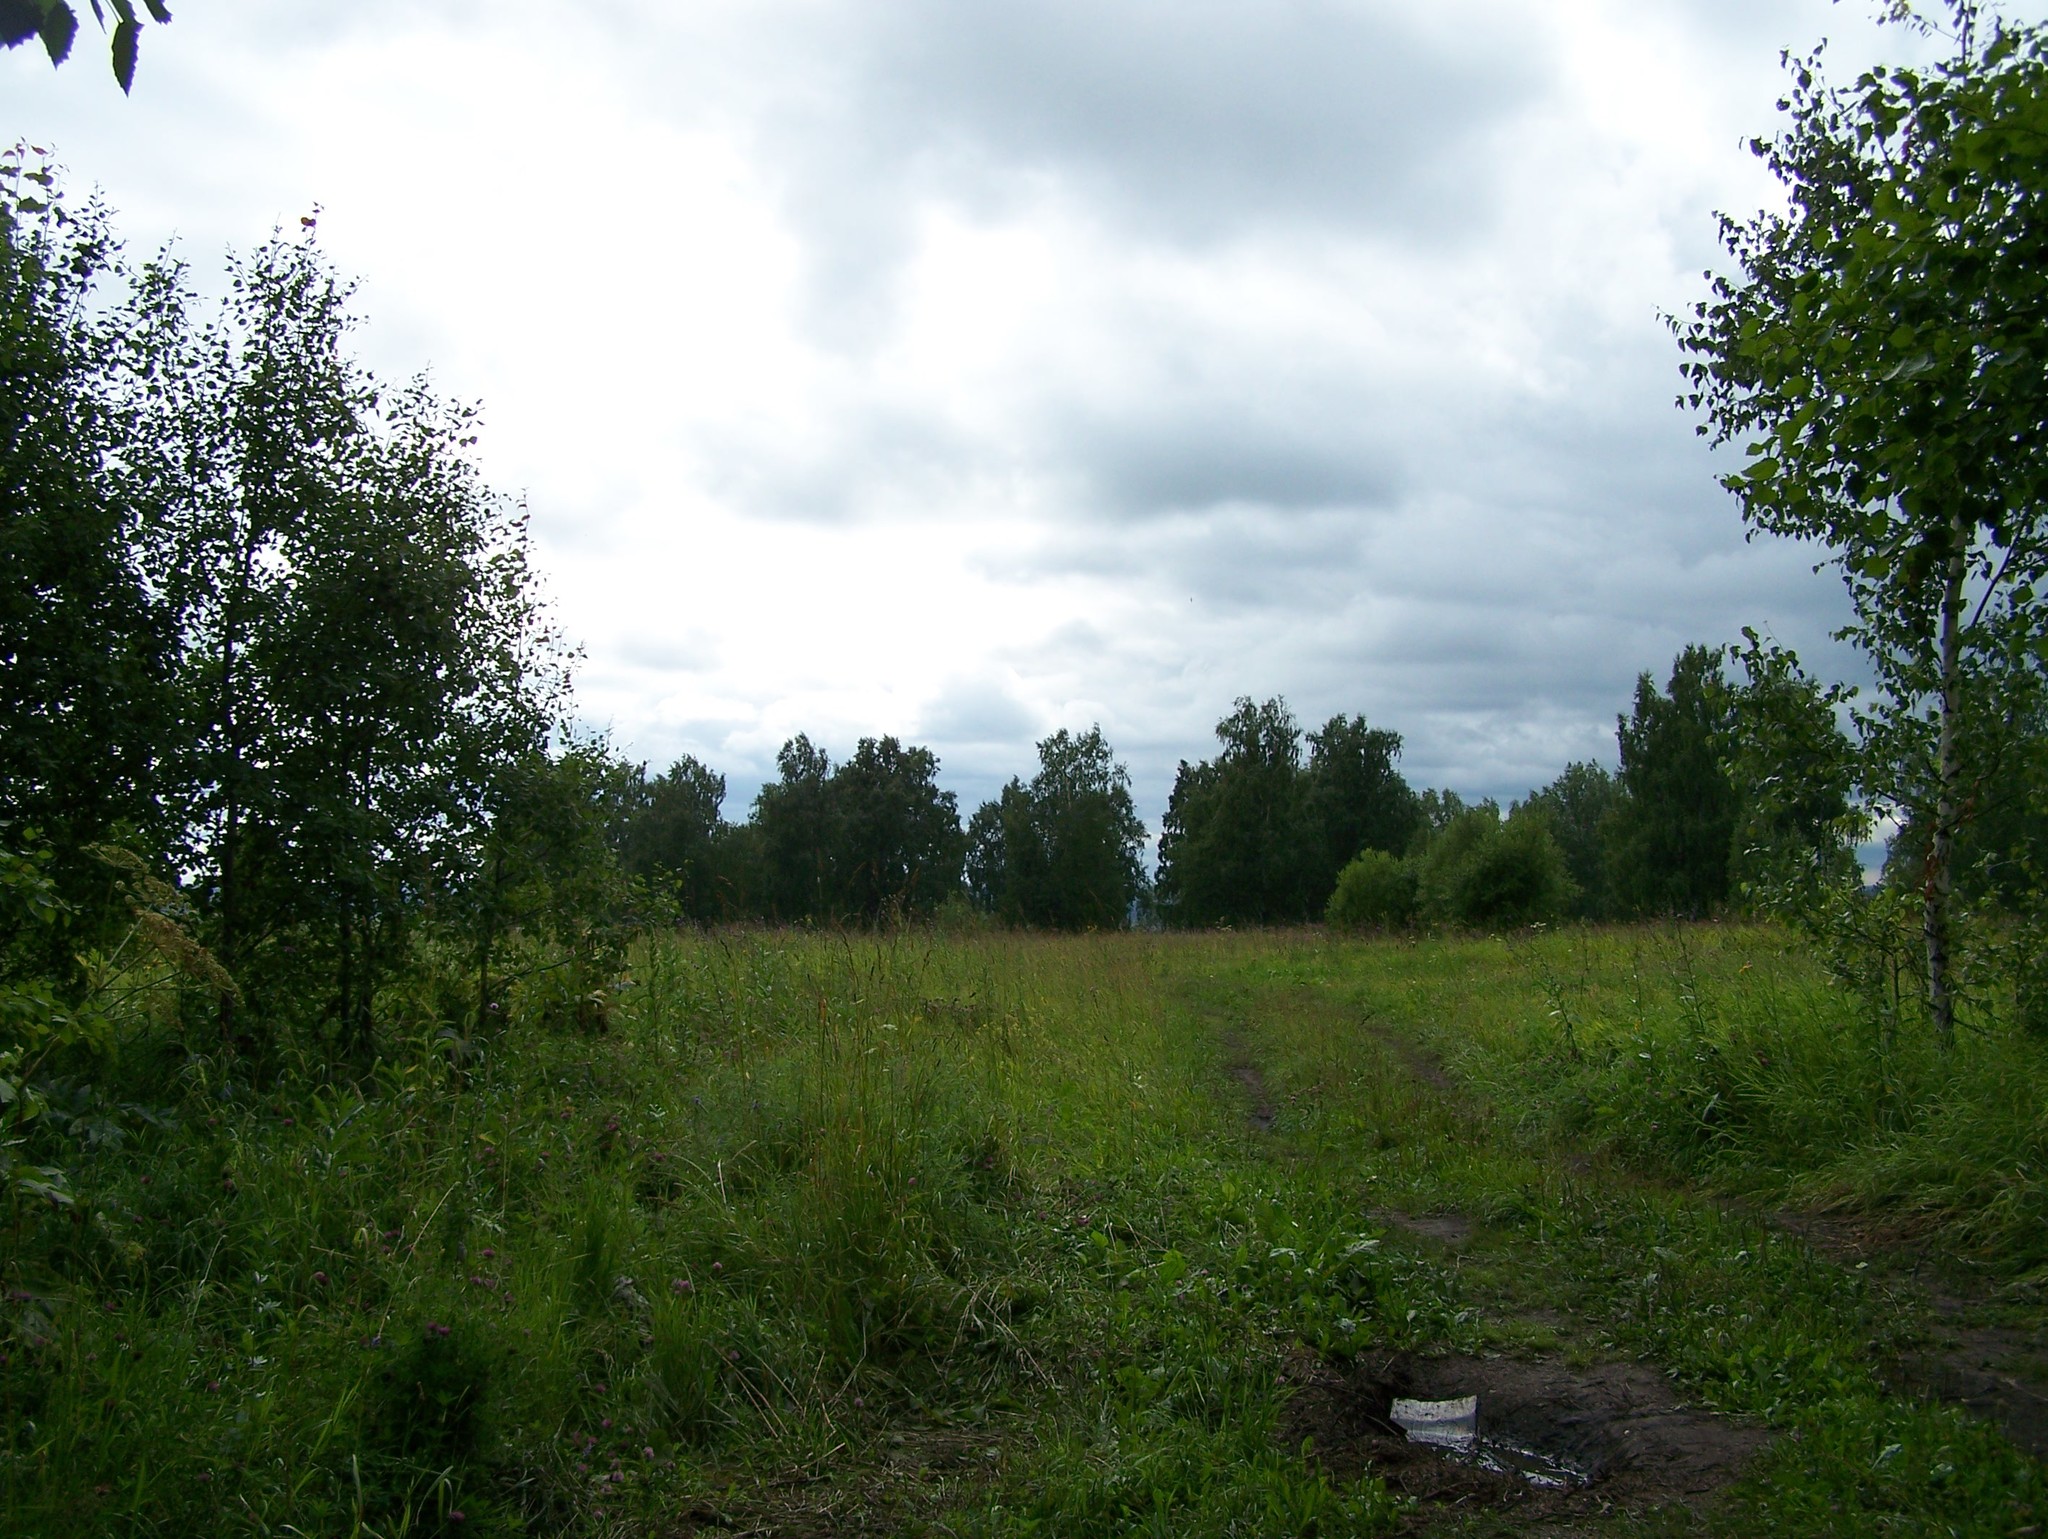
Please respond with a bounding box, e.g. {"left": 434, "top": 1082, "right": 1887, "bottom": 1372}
{"left": 0, "top": 0, "right": 169, "bottom": 93}
{"left": 967, "top": 726, "right": 1147, "bottom": 930}
{"left": 1412, "top": 803, "right": 1572, "bottom": 930}
{"left": 1678, "top": 12, "right": 2048, "bottom": 1042}
{"left": 1159, "top": 697, "right": 1314, "bottom": 926}
{"left": 1721, "top": 631, "right": 1866, "bottom": 911}
{"left": 1606, "top": 645, "right": 1738, "bottom": 919}
{"left": 1159, "top": 699, "right": 1417, "bottom": 927}
{"left": 752, "top": 732, "right": 837, "bottom": 921}
{"left": 1324, "top": 848, "right": 1416, "bottom": 931}
{"left": 1525, "top": 761, "right": 1621, "bottom": 920}
{"left": 1301, "top": 714, "right": 1421, "bottom": 901}
{"left": 6, "top": 919, "right": 2048, "bottom": 1535}
{"left": 751, "top": 733, "right": 965, "bottom": 924}
{"left": 833, "top": 735, "right": 967, "bottom": 922}
{"left": 0, "top": 150, "right": 175, "bottom": 947}
{"left": 476, "top": 742, "right": 638, "bottom": 1034}
{"left": 616, "top": 755, "right": 731, "bottom": 921}
{"left": 116, "top": 222, "right": 565, "bottom": 1051}
{"left": 374, "top": 1320, "right": 494, "bottom": 1464}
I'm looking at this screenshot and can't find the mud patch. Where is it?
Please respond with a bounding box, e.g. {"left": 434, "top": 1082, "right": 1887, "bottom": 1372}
{"left": 1373, "top": 1209, "right": 1475, "bottom": 1249}
{"left": 1891, "top": 1327, "right": 2048, "bottom": 1459}
{"left": 1283, "top": 1351, "right": 1768, "bottom": 1519}
{"left": 1220, "top": 1030, "right": 1278, "bottom": 1131}
{"left": 1361, "top": 1016, "right": 1456, "bottom": 1094}
{"left": 1773, "top": 1208, "right": 2048, "bottom": 1458}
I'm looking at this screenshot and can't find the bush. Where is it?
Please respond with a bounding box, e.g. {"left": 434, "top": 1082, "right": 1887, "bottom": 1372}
{"left": 1415, "top": 806, "right": 1573, "bottom": 929}
{"left": 1325, "top": 849, "right": 1417, "bottom": 930}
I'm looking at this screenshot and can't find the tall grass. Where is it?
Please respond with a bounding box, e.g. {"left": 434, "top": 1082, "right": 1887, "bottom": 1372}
{"left": 1, "top": 927, "right": 1416, "bottom": 1536}
{"left": 16, "top": 918, "right": 2039, "bottom": 1536}
{"left": 1267, "top": 922, "right": 2048, "bottom": 1279}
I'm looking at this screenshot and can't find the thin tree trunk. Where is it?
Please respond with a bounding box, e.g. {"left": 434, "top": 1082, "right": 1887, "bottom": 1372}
{"left": 215, "top": 530, "right": 259, "bottom": 1042}
{"left": 477, "top": 842, "right": 501, "bottom": 1033}
{"left": 1924, "top": 514, "right": 1967, "bottom": 1052}
{"left": 216, "top": 623, "right": 240, "bottom": 1041}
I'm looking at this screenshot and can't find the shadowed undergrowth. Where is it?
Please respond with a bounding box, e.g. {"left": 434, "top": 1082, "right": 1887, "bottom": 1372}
{"left": 4, "top": 925, "right": 2045, "bottom": 1537}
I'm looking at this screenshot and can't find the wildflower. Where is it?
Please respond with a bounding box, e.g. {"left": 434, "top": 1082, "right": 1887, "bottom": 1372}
{"left": 671, "top": 1278, "right": 691, "bottom": 1294}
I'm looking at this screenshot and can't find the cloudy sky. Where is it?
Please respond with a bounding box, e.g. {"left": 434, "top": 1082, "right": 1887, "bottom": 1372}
{"left": 7, "top": 0, "right": 2024, "bottom": 833}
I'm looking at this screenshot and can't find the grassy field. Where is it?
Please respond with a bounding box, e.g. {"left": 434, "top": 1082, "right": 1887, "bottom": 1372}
{"left": 4, "top": 924, "right": 2045, "bottom": 1536}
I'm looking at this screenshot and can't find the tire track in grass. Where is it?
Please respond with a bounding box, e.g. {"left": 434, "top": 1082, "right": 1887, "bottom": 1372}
{"left": 1191, "top": 971, "right": 1783, "bottom": 1533}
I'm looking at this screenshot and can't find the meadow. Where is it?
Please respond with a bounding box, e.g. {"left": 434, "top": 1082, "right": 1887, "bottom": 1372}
{"left": 4, "top": 922, "right": 2045, "bottom": 1537}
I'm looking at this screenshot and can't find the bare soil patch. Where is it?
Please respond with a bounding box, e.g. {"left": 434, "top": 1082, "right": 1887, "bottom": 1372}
{"left": 1361, "top": 1015, "right": 1456, "bottom": 1094}
{"left": 1283, "top": 1350, "right": 1769, "bottom": 1524}
{"left": 1772, "top": 1209, "right": 2048, "bottom": 1459}
{"left": 1220, "top": 1028, "right": 1278, "bottom": 1131}
{"left": 1891, "top": 1320, "right": 2048, "bottom": 1460}
{"left": 1372, "top": 1209, "right": 1476, "bottom": 1249}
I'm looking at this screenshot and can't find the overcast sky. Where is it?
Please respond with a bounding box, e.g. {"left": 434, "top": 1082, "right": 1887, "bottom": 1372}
{"left": 8, "top": 0, "right": 2026, "bottom": 833}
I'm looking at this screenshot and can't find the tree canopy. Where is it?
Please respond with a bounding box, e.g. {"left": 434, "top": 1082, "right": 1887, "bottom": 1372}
{"left": 1677, "top": 3, "right": 2048, "bottom": 1041}
{"left": 1156, "top": 698, "right": 1420, "bottom": 927}
{"left": 967, "top": 726, "right": 1147, "bottom": 930}
{"left": 1605, "top": 645, "right": 1739, "bottom": 919}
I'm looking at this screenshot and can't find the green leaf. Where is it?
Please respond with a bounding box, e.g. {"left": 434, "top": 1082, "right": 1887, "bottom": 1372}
{"left": 110, "top": 11, "right": 134, "bottom": 90}
{"left": 38, "top": 1, "right": 77, "bottom": 65}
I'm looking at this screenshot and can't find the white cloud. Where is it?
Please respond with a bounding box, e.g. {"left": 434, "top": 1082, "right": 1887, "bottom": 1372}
{"left": 8, "top": 0, "right": 2030, "bottom": 830}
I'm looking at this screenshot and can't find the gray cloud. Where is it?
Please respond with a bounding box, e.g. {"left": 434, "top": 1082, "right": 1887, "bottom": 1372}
{"left": 918, "top": 674, "right": 1045, "bottom": 748}
{"left": 1057, "top": 399, "right": 1405, "bottom": 520}
{"left": 852, "top": 0, "right": 1552, "bottom": 244}
{"left": 643, "top": 0, "right": 1555, "bottom": 347}
{"left": 11, "top": 0, "right": 1965, "bottom": 849}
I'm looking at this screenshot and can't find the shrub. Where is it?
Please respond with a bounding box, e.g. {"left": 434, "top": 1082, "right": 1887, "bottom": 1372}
{"left": 1325, "top": 849, "right": 1417, "bottom": 930}
{"left": 1415, "top": 806, "right": 1573, "bottom": 929}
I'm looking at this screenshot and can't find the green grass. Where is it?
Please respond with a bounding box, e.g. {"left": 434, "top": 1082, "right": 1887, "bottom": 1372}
{"left": 3, "top": 923, "right": 2045, "bottom": 1536}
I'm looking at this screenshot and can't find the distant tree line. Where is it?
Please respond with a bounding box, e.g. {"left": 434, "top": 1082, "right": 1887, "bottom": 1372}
{"left": 599, "top": 635, "right": 1928, "bottom": 942}
{"left": 1324, "top": 641, "right": 1870, "bottom": 933}
{"left": 596, "top": 725, "right": 1146, "bottom": 931}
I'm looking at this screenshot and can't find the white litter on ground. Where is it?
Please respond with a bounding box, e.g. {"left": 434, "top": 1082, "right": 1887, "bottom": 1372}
{"left": 1391, "top": 1395, "right": 1479, "bottom": 1453}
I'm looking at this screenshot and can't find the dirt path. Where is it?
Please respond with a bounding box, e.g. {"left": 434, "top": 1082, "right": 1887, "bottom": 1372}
{"left": 1372, "top": 1009, "right": 2048, "bottom": 1465}
{"left": 1217, "top": 989, "right": 2048, "bottom": 1530}
{"left": 1380, "top": 1008, "right": 2048, "bottom": 1465}
{"left": 1284, "top": 1349, "right": 1769, "bottom": 1526}
{"left": 1209, "top": 997, "right": 1774, "bottom": 1530}
{"left": 1771, "top": 1210, "right": 2048, "bottom": 1460}
{"left": 1219, "top": 1026, "right": 1279, "bottom": 1131}
{"left": 1358, "top": 1011, "right": 1456, "bottom": 1094}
